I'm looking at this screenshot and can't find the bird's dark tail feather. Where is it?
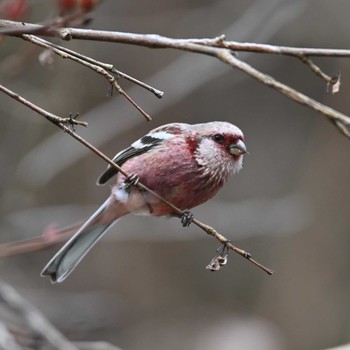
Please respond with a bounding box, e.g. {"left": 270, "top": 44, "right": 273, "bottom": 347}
{"left": 41, "top": 199, "right": 118, "bottom": 283}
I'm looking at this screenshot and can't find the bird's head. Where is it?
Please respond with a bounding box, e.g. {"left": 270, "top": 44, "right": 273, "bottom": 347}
{"left": 189, "top": 121, "right": 247, "bottom": 182}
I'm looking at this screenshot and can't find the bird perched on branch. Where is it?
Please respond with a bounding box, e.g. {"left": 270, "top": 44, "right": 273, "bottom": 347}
{"left": 41, "top": 121, "right": 247, "bottom": 283}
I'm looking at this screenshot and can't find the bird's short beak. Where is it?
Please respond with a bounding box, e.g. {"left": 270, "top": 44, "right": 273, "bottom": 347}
{"left": 229, "top": 139, "right": 248, "bottom": 156}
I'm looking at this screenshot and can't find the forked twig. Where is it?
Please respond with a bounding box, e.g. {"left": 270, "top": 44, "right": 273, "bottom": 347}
{"left": 21, "top": 34, "right": 153, "bottom": 121}
{"left": 23, "top": 34, "right": 164, "bottom": 98}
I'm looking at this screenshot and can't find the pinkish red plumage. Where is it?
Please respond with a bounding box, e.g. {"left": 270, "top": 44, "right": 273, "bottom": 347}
{"left": 112, "top": 122, "right": 244, "bottom": 215}
{"left": 41, "top": 121, "right": 247, "bottom": 283}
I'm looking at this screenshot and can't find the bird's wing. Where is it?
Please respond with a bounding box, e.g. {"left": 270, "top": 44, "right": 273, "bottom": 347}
{"left": 96, "top": 134, "right": 165, "bottom": 185}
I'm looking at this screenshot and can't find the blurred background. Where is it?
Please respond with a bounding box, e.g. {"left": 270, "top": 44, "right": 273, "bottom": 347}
{"left": 0, "top": 0, "right": 350, "bottom": 349}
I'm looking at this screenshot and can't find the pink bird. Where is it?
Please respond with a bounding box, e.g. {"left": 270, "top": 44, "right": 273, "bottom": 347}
{"left": 41, "top": 121, "right": 247, "bottom": 282}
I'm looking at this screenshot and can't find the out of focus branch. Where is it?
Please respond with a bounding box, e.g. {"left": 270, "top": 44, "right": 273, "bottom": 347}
{"left": 0, "top": 280, "right": 78, "bottom": 350}
{"left": 0, "top": 280, "right": 123, "bottom": 349}
{"left": 323, "top": 344, "right": 350, "bottom": 350}
{"left": 0, "top": 320, "right": 22, "bottom": 350}
{"left": 0, "top": 83, "right": 273, "bottom": 276}
{"left": 1, "top": 19, "right": 349, "bottom": 138}
{"left": 0, "top": 222, "right": 82, "bottom": 257}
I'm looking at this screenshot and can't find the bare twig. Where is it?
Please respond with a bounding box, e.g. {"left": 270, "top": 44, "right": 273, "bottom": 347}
{"left": 20, "top": 34, "right": 152, "bottom": 121}
{"left": 1, "top": 19, "right": 349, "bottom": 137}
{"left": 298, "top": 55, "right": 339, "bottom": 90}
{"left": 0, "top": 84, "right": 84, "bottom": 127}
{"left": 1, "top": 20, "right": 350, "bottom": 136}
{"left": 26, "top": 35, "right": 163, "bottom": 98}
{"left": 0, "top": 11, "right": 88, "bottom": 36}
{"left": 57, "top": 34, "right": 346, "bottom": 137}
{"left": 214, "top": 51, "right": 350, "bottom": 137}
{"left": 2, "top": 19, "right": 350, "bottom": 58}
{"left": 193, "top": 219, "right": 272, "bottom": 274}
{"left": 216, "top": 40, "right": 350, "bottom": 57}
{"left": 0, "top": 83, "right": 273, "bottom": 276}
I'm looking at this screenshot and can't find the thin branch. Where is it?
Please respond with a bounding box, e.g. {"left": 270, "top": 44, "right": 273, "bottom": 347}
{"left": 214, "top": 50, "right": 350, "bottom": 137}
{"left": 215, "top": 40, "right": 350, "bottom": 57}
{"left": 298, "top": 55, "right": 333, "bottom": 83}
{"left": 1, "top": 20, "right": 350, "bottom": 136}
{"left": 0, "top": 6, "right": 98, "bottom": 36}
{"left": 110, "top": 68, "right": 164, "bottom": 98}
{"left": 1, "top": 19, "right": 350, "bottom": 57}
{"left": 60, "top": 29, "right": 350, "bottom": 136}
{"left": 0, "top": 18, "right": 164, "bottom": 98}
{"left": 56, "top": 31, "right": 350, "bottom": 135}
{"left": 27, "top": 35, "right": 163, "bottom": 98}
{"left": 20, "top": 34, "right": 152, "bottom": 121}
{"left": 192, "top": 219, "right": 271, "bottom": 274}
{"left": 0, "top": 83, "right": 273, "bottom": 276}
{"left": 0, "top": 84, "right": 83, "bottom": 127}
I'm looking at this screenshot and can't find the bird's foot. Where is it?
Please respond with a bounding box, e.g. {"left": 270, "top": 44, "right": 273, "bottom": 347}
{"left": 124, "top": 173, "right": 140, "bottom": 189}
{"left": 180, "top": 209, "right": 194, "bottom": 227}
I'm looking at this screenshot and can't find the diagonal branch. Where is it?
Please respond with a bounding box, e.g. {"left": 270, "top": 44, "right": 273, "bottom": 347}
{"left": 0, "top": 83, "right": 274, "bottom": 276}
{"left": 214, "top": 50, "right": 350, "bottom": 138}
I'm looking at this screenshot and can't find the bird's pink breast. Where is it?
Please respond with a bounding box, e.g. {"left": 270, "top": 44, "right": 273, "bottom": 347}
{"left": 113, "top": 137, "right": 225, "bottom": 216}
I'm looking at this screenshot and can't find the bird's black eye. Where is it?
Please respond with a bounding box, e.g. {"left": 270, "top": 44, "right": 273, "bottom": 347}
{"left": 213, "top": 134, "right": 224, "bottom": 143}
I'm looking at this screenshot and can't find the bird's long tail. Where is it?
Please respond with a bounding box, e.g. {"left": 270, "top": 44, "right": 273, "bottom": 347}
{"left": 41, "top": 198, "right": 122, "bottom": 283}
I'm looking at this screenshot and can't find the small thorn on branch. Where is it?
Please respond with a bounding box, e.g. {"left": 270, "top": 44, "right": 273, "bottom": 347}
{"left": 242, "top": 251, "right": 252, "bottom": 259}
{"left": 59, "top": 28, "right": 72, "bottom": 41}
{"left": 327, "top": 72, "right": 341, "bottom": 94}
{"left": 214, "top": 34, "right": 226, "bottom": 43}
{"left": 62, "top": 113, "right": 88, "bottom": 131}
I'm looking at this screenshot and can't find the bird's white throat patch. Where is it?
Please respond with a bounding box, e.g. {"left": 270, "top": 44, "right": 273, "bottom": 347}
{"left": 195, "top": 138, "right": 243, "bottom": 182}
